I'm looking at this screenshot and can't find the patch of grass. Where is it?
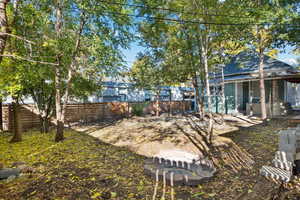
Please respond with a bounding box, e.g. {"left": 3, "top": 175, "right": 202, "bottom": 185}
{"left": 0, "top": 131, "right": 60, "bottom": 166}
{"left": 0, "top": 130, "right": 155, "bottom": 200}
{"left": 0, "top": 119, "right": 297, "bottom": 200}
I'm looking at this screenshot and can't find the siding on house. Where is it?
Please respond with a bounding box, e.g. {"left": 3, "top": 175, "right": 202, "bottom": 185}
{"left": 209, "top": 51, "right": 297, "bottom": 115}
{"left": 89, "top": 82, "right": 194, "bottom": 103}
{"left": 287, "top": 82, "right": 300, "bottom": 108}
{"left": 220, "top": 79, "right": 286, "bottom": 114}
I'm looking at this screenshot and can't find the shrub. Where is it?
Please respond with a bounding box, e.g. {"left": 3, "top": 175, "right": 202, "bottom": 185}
{"left": 132, "top": 102, "right": 148, "bottom": 116}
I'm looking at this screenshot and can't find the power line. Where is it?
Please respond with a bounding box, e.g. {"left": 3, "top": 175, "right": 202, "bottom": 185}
{"left": 105, "top": 11, "right": 253, "bottom": 26}
{"left": 68, "top": 1, "right": 300, "bottom": 27}
{"left": 98, "top": 0, "right": 253, "bottom": 19}
{"left": 104, "top": 11, "right": 300, "bottom": 27}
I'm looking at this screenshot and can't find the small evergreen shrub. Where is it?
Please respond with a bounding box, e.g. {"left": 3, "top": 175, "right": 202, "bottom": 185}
{"left": 132, "top": 102, "right": 148, "bottom": 116}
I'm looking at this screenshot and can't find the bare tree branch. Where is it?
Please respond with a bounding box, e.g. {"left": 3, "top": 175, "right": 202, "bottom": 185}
{"left": 0, "top": 54, "right": 58, "bottom": 65}
{"left": 0, "top": 32, "right": 36, "bottom": 44}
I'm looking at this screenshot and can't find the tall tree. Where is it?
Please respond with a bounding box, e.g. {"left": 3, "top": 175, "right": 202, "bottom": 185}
{"left": 53, "top": 0, "right": 64, "bottom": 141}
{"left": 0, "top": 0, "right": 10, "bottom": 63}
{"left": 0, "top": 0, "right": 25, "bottom": 142}
{"left": 50, "top": 0, "right": 132, "bottom": 141}
{"left": 0, "top": 0, "right": 10, "bottom": 131}
{"left": 0, "top": 0, "right": 56, "bottom": 139}
{"left": 134, "top": 0, "right": 247, "bottom": 138}
{"left": 130, "top": 54, "right": 167, "bottom": 116}
{"left": 246, "top": 0, "right": 297, "bottom": 119}
{"left": 0, "top": 0, "right": 130, "bottom": 141}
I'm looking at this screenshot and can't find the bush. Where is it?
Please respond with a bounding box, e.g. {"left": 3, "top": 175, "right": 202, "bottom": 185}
{"left": 132, "top": 102, "right": 148, "bottom": 116}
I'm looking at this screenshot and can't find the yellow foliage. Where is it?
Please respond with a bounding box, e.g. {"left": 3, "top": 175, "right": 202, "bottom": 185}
{"left": 266, "top": 49, "right": 279, "bottom": 58}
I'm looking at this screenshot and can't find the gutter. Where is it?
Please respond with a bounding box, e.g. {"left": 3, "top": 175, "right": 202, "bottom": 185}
{"left": 213, "top": 75, "right": 300, "bottom": 85}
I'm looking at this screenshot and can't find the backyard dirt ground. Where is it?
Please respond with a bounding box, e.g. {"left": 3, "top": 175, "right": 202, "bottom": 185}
{"left": 75, "top": 114, "right": 262, "bottom": 158}
{"left": 0, "top": 116, "right": 299, "bottom": 199}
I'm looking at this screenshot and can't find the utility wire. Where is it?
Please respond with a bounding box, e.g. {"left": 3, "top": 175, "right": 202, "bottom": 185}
{"left": 97, "top": 0, "right": 253, "bottom": 19}
{"left": 104, "top": 10, "right": 300, "bottom": 27}
{"left": 68, "top": 0, "right": 300, "bottom": 27}
{"left": 105, "top": 11, "right": 254, "bottom": 26}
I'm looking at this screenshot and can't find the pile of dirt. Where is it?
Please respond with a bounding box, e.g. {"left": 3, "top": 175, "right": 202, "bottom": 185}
{"left": 79, "top": 114, "right": 260, "bottom": 171}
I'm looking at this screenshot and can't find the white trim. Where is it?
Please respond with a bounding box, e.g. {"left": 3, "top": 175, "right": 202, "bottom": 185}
{"left": 235, "top": 82, "right": 238, "bottom": 113}
{"left": 213, "top": 75, "right": 300, "bottom": 85}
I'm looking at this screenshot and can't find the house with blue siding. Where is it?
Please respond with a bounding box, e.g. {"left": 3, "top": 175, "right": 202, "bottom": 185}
{"left": 88, "top": 81, "right": 195, "bottom": 103}
{"left": 212, "top": 51, "right": 299, "bottom": 116}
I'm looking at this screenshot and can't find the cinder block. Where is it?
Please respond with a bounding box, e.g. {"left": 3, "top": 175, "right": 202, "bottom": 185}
{"left": 279, "top": 130, "right": 297, "bottom": 155}
{"left": 260, "top": 165, "right": 292, "bottom": 182}
{"left": 275, "top": 151, "right": 294, "bottom": 163}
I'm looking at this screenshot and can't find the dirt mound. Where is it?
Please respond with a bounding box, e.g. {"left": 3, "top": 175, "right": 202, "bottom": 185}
{"left": 82, "top": 114, "right": 259, "bottom": 172}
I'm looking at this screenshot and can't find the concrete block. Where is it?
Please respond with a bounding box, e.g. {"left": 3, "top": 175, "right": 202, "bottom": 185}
{"left": 275, "top": 151, "right": 294, "bottom": 163}
{"left": 260, "top": 165, "right": 292, "bottom": 183}
{"left": 0, "top": 168, "right": 20, "bottom": 179}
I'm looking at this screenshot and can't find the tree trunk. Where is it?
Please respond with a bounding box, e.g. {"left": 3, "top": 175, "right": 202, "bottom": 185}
{"left": 257, "top": 0, "right": 267, "bottom": 120}
{"left": 32, "top": 93, "right": 54, "bottom": 134}
{"left": 54, "top": 6, "right": 85, "bottom": 142}
{"left": 54, "top": 0, "right": 64, "bottom": 142}
{"left": 168, "top": 89, "right": 172, "bottom": 116}
{"left": 55, "top": 119, "right": 64, "bottom": 141}
{"left": 200, "top": 79, "right": 205, "bottom": 116}
{"left": 202, "top": 48, "right": 212, "bottom": 115}
{"left": 193, "top": 76, "right": 203, "bottom": 115}
{"left": 39, "top": 115, "right": 50, "bottom": 133}
{"left": 196, "top": 31, "right": 206, "bottom": 118}
{"left": 258, "top": 49, "right": 267, "bottom": 120}
{"left": 221, "top": 67, "right": 226, "bottom": 114}
{"left": 0, "top": 0, "right": 10, "bottom": 64}
{"left": 0, "top": 100, "right": 2, "bottom": 131}
{"left": 203, "top": 52, "right": 213, "bottom": 142}
{"left": 183, "top": 24, "right": 202, "bottom": 115}
{"left": 55, "top": 64, "right": 64, "bottom": 141}
{"left": 201, "top": 35, "right": 213, "bottom": 143}
{"left": 10, "top": 99, "right": 22, "bottom": 143}
{"left": 37, "top": 96, "right": 54, "bottom": 134}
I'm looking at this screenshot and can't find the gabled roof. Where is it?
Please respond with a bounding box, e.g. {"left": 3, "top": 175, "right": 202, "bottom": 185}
{"left": 224, "top": 51, "right": 294, "bottom": 76}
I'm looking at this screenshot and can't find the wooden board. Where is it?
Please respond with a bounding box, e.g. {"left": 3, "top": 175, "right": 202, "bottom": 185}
{"left": 288, "top": 115, "right": 300, "bottom": 126}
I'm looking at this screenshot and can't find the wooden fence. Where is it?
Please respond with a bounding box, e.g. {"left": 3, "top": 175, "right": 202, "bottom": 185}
{"left": 1, "top": 101, "right": 192, "bottom": 132}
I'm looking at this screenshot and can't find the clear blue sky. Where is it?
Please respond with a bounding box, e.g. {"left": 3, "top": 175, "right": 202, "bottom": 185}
{"left": 123, "top": 43, "right": 300, "bottom": 68}
{"left": 122, "top": 42, "right": 143, "bottom": 67}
